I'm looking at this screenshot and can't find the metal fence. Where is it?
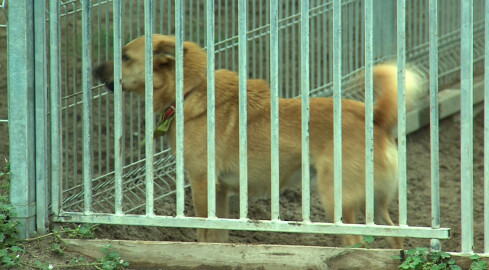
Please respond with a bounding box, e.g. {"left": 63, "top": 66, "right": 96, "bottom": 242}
{"left": 5, "top": 0, "right": 487, "bottom": 255}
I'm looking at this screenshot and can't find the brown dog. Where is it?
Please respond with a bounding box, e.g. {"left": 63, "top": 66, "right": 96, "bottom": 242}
{"left": 94, "top": 34, "right": 423, "bottom": 248}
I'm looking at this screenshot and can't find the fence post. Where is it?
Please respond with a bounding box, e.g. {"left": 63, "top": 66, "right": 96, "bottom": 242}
{"left": 34, "top": 0, "right": 49, "bottom": 235}
{"left": 7, "top": 0, "right": 37, "bottom": 239}
{"left": 374, "top": 0, "right": 396, "bottom": 59}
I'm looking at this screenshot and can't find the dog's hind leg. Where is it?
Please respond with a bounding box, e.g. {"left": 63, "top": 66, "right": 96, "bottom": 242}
{"left": 316, "top": 164, "right": 363, "bottom": 247}
{"left": 375, "top": 195, "right": 403, "bottom": 249}
{"left": 190, "top": 175, "right": 229, "bottom": 243}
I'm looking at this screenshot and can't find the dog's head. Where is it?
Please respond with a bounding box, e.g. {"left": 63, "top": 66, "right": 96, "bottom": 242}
{"left": 94, "top": 34, "right": 207, "bottom": 111}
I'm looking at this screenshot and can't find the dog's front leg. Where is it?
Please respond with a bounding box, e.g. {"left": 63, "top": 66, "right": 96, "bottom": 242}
{"left": 189, "top": 175, "right": 229, "bottom": 242}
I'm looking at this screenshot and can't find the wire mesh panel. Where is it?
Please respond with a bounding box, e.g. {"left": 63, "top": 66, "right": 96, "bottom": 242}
{"left": 57, "top": 0, "right": 374, "bottom": 215}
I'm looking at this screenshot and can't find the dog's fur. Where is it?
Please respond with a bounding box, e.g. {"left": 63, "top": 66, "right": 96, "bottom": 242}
{"left": 94, "top": 34, "right": 423, "bottom": 248}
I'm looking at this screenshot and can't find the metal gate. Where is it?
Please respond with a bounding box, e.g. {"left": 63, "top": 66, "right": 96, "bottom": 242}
{"left": 6, "top": 0, "right": 487, "bottom": 254}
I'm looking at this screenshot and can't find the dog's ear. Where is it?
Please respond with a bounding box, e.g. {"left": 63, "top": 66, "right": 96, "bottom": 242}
{"left": 153, "top": 40, "right": 188, "bottom": 68}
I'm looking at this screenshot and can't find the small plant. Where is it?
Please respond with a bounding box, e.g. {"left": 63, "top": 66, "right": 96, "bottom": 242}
{"left": 0, "top": 196, "right": 18, "bottom": 250}
{"left": 394, "top": 247, "right": 481, "bottom": 270}
{"left": 348, "top": 235, "right": 375, "bottom": 248}
{"left": 98, "top": 244, "right": 130, "bottom": 270}
{"left": 0, "top": 160, "right": 10, "bottom": 193}
{"left": 396, "top": 248, "right": 488, "bottom": 270}
{"left": 0, "top": 245, "right": 24, "bottom": 268}
{"left": 470, "top": 254, "right": 488, "bottom": 270}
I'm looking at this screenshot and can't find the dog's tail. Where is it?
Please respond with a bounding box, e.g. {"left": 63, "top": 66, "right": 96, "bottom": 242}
{"left": 370, "top": 64, "right": 424, "bottom": 131}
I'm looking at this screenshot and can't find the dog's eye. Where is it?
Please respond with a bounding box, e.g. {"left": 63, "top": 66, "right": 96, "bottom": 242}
{"left": 122, "top": 53, "right": 130, "bottom": 62}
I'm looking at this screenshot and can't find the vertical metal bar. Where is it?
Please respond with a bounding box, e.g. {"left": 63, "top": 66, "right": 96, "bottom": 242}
{"left": 206, "top": 0, "right": 217, "bottom": 219}
{"left": 270, "top": 0, "right": 280, "bottom": 222}
{"left": 355, "top": 1, "right": 360, "bottom": 69}
{"left": 333, "top": 0, "right": 343, "bottom": 224}
{"left": 121, "top": 0, "right": 126, "bottom": 45}
{"left": 397, "top": 0, "right": 408, "bottom": 226}
{"left": 284, "top": 1, "right": 290, "bottom": 98}
{"left": 232, "top": 0, "right": 237, "bottom": 72}
{"left": 137, "top": 0, "right": 142, "bottom": 161}
{"left": 50, "top": 0, "right": 61, "bottom": 217}
{"left": 348, "top": 2, "right": 354, "bottom": 73}
{"left": 485, "top": 0, "right": 489, "bottom": 254}
{"left": 160, "top": 0, "right": 164, "bottom": 34}
{"left": 195, "top": 1, "right": 196, "bottom": 43}
{"left": 129, "top": 0, "right": 135, "bottom": 164}
{"left": 8, "top": 0, "right": 36, "bottom": 238}
{"left": 260, "top": 0, "right": 265, "bottom": 80}
{"left": 374, "top": 0, "right": 396, "bottom": 59}
{"left": 82, "top": 0, "right": 94, "bottom": 214}
{"left": 301, "top": 0, "right": 311, "bottom": 222}
{"left": 461, "top": 0, "right": 474, "bottom": 254}
{"left": 188, "top": 0, "right": 193, "bottom": 40}
{"left": 144, "top": 0, "right": 155, "bottom": 216}
{"left": 175, "top": 0, "right": 185, "bottom": 217}
{"left": 291, "top": 1, "right": 297, "bottom": 97}
{"left": 152, "top": 0, "right": 157, "bottom": 33}
{"left": 429, "top": 0, "right": 441, "bottom": 252}
{"left": 364, "top": 0, "right": 374, "bottom": 226}
{"left": 97, "top": 0, "right": 103, "bottom": 175}
{"left": 238, "top": 0, "right": 249, "bottom": 220}
{"left": 224, "top": 0, "right": 229, "bottom": 69}
{"left": 309, "top": 0, "right": 315, "bottom": 93}
{"left": 73, "top": 4, "right": 79, "bottom": 188}
{"left": 253, "top": 0, "right": 258, "bottom": 78}
{"left": 63, "top": 4, "right": 70, "bottom": 192}
{"left": 113, "top": 0, "right": 124, "bottom": 215}
{"left": 105, "top": 1, "right": 112, "bottom": 171}
{"left": 322, "top": 4, "right": 327, "bottom": 93}
{"left": 34, "top": 0, "right": 49, "bottom": 234}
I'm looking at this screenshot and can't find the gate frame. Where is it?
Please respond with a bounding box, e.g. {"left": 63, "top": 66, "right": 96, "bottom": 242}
{"left": 5, "top": 0, "right": 460, "bottom": 250}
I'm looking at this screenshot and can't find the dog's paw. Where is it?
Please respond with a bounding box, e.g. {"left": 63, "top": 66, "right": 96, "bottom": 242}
{"left": 197, "top": 228, "right": 229, "bottom": 243}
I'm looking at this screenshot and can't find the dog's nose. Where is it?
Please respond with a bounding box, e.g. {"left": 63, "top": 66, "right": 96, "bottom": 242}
{"left": 105, "top": 81, "right": 114, "bottom": 91}
{"left": 93, "top": 64, "right": 104, "bottom": 80}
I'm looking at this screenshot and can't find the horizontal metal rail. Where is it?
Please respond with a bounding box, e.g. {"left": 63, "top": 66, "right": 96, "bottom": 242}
{"left": 55, "top": 213, "right": 451, "bottom": 239}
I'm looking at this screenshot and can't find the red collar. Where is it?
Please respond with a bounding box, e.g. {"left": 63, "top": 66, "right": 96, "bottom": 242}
{"left": 162, "top": 91, "right": 193, "bottom": 121}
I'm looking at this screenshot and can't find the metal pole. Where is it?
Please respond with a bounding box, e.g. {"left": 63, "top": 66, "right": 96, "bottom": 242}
{"left": 270, "top": 0, "right": 280, "bottom": 222}
{"left": 206, "top": 0, "right": 217, "bottom": 219}
{"left": 81, "top": 0, "right": 94, "bottom": 215}
{"left": 8, "top": 0, "right": 36, "bottom": 239}
{"left": 460, "top": 0, "right": 474, "bottom": 254}
{"left": 238, "top": 0, "right": 248, "bottom": 220}
{"left": 175, "top": 0, "right": 186, "bottom": 218}
{"left": 429, "top": 0, "right": 441, "bottom": 252}
{"left": 34, "top": 0, "right": 49, "bottom": 234}
{"left": 144, "top": 0, "right": 155, "bottom": 216}
{"left": 113, "top": 0, "right": 124, "bottom": 215}
{"left": 301, "top": 0, "right": 311, "bottom": 222}
{"left": 333, "top": 0, "right": 343, "bottom": 224}
{"left": 365, "top": 0, "right": 374, "bottom": 225}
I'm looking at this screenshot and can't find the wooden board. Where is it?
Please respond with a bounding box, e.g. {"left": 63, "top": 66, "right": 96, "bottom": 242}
{"left": 64, "top": 239, "right": 402, "bottom": 270}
